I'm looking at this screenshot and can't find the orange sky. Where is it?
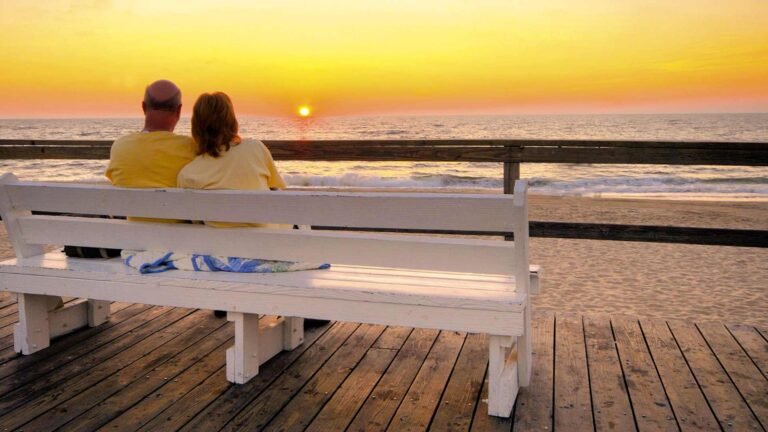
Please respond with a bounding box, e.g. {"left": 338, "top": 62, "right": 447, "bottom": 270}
{"left": 1, "top": 0, "right": 767, "bottom": 118}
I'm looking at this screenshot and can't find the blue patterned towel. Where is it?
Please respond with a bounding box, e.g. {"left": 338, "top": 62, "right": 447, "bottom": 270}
{"left": 122, "top": 250, "right": 330, "bottom": 274}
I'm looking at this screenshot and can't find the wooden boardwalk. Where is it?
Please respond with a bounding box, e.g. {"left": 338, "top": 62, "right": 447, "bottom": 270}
{"left": 0, "top": 293, "right": 765, "bottom": 431}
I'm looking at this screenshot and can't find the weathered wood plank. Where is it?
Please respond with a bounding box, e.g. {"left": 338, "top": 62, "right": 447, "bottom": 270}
{"left": 98, "top": 341, "right": 229, "bottom": 432}
{"left": 221, "top": 322, "right": 371, "bottom": 431}
{"left": 0, "top": 140, "right": 113, "bottom": 146}
{"left": 553, "top": 313, "right": 594, "bottom": 431}
{"left": 697, "top": 322, "right": 768, "bottom": 429}
{"left": 2, "top": 139, "right": 766, "bottom": 166}
{"left": 316, "top": 327, "right": 414, "bottom": 432}
{"left": 611, "top": 316, "right": 677, "bottom": 431}
{"left": 316, "top": 223, "right": 768, "bottom": 248}
{"left": 54, "top": 324, "right": 231, "bottom": 432}
{"left": 0, "top": 311, "right": 19, "bottom": 329}
{"left": 0, "top": 311, "right": 210, "bottom": 430}
{"left": 0, "top": 303, "right": 17, "bottom": 319}
{"left": 0, "top": 302, "right": 142, "bottom": 373}
{"left": 0, "top": 305, "right": 177, "bottom": 395}
{"left": 0, "top": 335, "right": 14, "bottom": 351}
{"left": 530, "top": 222, "right": 768, "bottom": 248}
{"left": 183, "top": 322, "right": 358, "bottom": 432}
{"left": 373, "top": 326, "right": 413, "bottom": 350}
{"left": 0, "top": 145, "right": 111, "bottom": 159}
{"left": 668, "top": 320, "right": 763, "bottom": 430}
{"left": 305, "top": 347, "right": 398, "bottom": 432}
{"left": 262, "top": 324, "right": 387, "bottom": 431}
{"left": 133, "top": 322, "right": 331, "bottom": 432}
{"left": 0, "top": 321, "right": 16, "bottom": 338}
{"left": 726, "top": 324, "right": 768, "bottom": 379}
{"left": 511, "top": 310, "right": 554, "bottom": 432}
{"left": 0, "top": 310, "right": 765, "bottom": 431}
{"left": 514, "top": 146, "right": 768, "bottom": 166}
{"left": 0, "top": 292, "right": 16, "bottom": 308}
{"left": 640, "top": 319, "right": 719, "bottom": 431}
{"left": 386, "top": 330, "right": 466, "bottom": 431}
{"left": 430, "top": 333, "right": 488, "bottom": 431}
{"left": 347, "top": 328, "right": 440, "bottom": 432}
{"left": 583, "top": 314, "right": 635, "bottom": 432}
{"left": 3, "top": 138, "right": 768, "bottom": 150}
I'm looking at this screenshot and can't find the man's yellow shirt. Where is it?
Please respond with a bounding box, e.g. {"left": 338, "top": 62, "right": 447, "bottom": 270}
{"left": 105, "top": 131, "right": 197, "bottom": 222}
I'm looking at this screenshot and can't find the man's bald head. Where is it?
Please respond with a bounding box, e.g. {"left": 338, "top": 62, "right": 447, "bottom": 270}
{"left": 143, "top": 80, "right": 181, "bottom": 112}
{"left": 142, "top": 80, "right": 182, "bottom": 132}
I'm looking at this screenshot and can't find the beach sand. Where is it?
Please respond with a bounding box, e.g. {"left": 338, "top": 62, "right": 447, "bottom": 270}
{"left": 1, "top": 195, "right": 765, "bottom": 326}
{"left": 525, "top": 196, "right": 767, "bottom": 327}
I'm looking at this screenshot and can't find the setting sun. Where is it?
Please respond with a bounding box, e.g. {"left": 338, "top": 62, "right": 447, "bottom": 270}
{"left": 298, "top": 106, "right": 312, "bottom": 117}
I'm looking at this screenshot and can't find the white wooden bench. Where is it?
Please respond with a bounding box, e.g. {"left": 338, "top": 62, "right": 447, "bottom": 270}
{"left": 0, "top": 173, "right": 538, "bottom": 417}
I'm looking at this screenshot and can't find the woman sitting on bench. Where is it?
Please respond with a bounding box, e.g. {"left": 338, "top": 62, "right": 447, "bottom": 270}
{"left": 177, "top": 91, "right": 286, "bottom": 227}
{"left": 176, "top": 92, "right": 329, "bottom": 327}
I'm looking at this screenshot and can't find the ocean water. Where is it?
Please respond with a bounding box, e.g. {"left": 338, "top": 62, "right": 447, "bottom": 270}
{"left": 1, "top": 114, "right": 766, "bottom": 199}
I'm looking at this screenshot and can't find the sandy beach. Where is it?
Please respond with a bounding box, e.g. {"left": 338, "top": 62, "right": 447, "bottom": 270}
{"left": 1, "top": 195, "right": 765, "bottom": 327}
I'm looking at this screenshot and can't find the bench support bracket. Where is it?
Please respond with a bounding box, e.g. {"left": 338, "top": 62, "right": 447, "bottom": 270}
{"left": 226, "top": 313, "right": 305, "bottom": 384}
{"left": 14, "top": 294, "right": 111, "bottom": 355}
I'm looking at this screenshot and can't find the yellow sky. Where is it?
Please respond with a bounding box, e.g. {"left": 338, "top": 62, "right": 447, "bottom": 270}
{"left": 1, "top": 0, "right": 767, "bottom": 117}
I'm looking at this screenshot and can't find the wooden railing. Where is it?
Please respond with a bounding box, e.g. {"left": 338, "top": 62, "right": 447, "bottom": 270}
{"left": 1, "top": 139, "right": 767, "bottom": 247}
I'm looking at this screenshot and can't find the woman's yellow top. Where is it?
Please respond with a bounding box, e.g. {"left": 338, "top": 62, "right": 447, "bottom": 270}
{"left": 177, "top": 139, "right": 287, "bottom": 228}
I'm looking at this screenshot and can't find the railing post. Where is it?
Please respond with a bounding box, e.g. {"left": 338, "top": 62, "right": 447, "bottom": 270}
{"left": 503, "top": 162, "right": 520, "bottom": 195}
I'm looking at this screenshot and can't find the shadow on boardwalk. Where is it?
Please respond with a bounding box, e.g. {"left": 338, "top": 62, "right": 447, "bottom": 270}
{"left": 0, "top": 294, "right": 765, "bottom": 431}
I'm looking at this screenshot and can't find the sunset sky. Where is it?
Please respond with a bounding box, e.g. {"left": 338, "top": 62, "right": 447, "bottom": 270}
{"left": 1, "top": 0, "right": 767, "bottom": 118}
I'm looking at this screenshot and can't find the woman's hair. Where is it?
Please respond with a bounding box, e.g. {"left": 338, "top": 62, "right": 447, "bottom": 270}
{"left": 191, "top": 92, "right": 242, "bottom": 157}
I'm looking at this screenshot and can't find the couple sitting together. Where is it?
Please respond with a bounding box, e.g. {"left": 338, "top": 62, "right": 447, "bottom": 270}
{"left": 102, "top": 80, "right": 328, "bottom": 324}
{"left": 106, "top": 79, "right": 284, "bottom": 223}
{"left": 106, "top": 79, "right": 303, "bottom": 266}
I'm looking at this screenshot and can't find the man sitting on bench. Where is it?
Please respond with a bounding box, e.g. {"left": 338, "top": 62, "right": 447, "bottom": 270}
{"left": 105, "top": 79, "right": 197, "bottom": 213}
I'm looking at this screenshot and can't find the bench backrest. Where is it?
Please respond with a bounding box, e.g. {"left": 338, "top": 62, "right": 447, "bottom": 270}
{"left": 0, "top": 173, "right": 530, "bottom": 293}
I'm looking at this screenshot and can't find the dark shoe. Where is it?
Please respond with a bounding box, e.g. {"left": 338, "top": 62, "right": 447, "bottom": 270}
{"left": 214, "top": 310, "right": 227, "bottom": 318}
{"left": 304, "top": 318, "right": 331, "bottom": 329}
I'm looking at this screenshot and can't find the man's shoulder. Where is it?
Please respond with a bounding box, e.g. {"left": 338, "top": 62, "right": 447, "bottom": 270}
{"left": 113, "top": 132, "right": 194, "bottom": 149}
{"left": 112, "top": 132, "right": 142, "bottom": 145}
{"left": 115, "top": 131, "right": 192, "bottom": 142}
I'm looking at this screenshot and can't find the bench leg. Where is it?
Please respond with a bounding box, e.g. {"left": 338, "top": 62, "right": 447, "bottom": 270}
{"left": 529, "top": 266, "right": 541, "bottom": 294}
{"left": 518, "top": 306, "right": 532, "bottom": 387}
{"left": 225, "top": 314, "right": 305, "bottom": 384}
{"left": 282, "top": 317, "right": 304, "bottom": 350}
{"left": 487, "top": 335, "right": 519, "bottom": 417}
{"left": 14, "top": 294, "right": 55, "bottom": 355}
{"left": 226, "top": 312, "right": 261, "bottom": 384}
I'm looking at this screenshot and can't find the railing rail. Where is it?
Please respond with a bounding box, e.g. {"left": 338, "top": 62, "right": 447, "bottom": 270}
{"left": 1, "top": 139, "right": 767, "bottom": 247}
{"left": 1, "top": 138, "right": 766, "bottom": 164}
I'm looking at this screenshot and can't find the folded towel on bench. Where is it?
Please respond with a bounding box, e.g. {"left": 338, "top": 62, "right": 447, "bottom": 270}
{"left": 121, "top": 250, "right": 330, "bottom": 274}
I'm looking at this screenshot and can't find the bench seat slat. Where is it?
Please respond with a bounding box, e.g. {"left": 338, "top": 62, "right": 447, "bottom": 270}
{"left": 6, "top": 183, "right": 520, "bottom": 231}
{"left": 18, "top": 216, "right": 517, "bottom": 275}
{"left": 0, "top": 253, "right": 525, "bottom": 336}
{"left": 0, "top": 253, "right": 522, "bottom": 309}
{"left": 36, "top": 253, "right": 520, "bottom": 290}
{"left": 0, "top": 273, "right": 524, "bottom": 336}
